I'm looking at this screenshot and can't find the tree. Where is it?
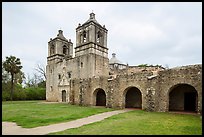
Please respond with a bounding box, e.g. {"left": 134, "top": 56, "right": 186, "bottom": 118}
{"left": 25, "top": 73, "right": 44, "bottom": 88}
{"left": 137, "top": 64, "right": 148, "bottom": 67}
{"left": 14, "top": 71, "right": 25, "bottom": 85}
{"left": 35, "top": 63, "right": 46, "bottom": 80}
{"left": 2, "top": 62, "right": 10, "bottom": 83}
{"left": 34, "top": 63, "right": 46, "bottom": 88}
{"left": 3, "top": 56, "right": 23, "bottom": 100}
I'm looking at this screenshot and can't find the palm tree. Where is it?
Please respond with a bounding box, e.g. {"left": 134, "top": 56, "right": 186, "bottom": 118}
{"left": 3, "top": 55, "right": 22, "bottom": 100}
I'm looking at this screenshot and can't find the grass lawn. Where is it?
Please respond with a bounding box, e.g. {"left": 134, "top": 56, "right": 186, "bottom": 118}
{"left": 50, "top": 110, "right": 202, "bottom": 135}
{"left": 2, "top": 100, "right": 114, "bottom": 128}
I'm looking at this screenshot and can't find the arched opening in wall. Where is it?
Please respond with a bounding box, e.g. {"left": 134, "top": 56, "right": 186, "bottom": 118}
{"left": 50, "top": 45, "right": 55, "bottom": 55}
{"left": 169, "top": 84, "right": 198, "bottom": 112}
{"left": 63, "top": 45, "right": 67, "bottom": 55}
{"left": 97, "top": 31, "right": 101, "bottom": 43}
{"left": 94, "top": 88, "right": 106, "bottom": 106}
{"left": 62, "top": 90, "right": 66, "bottom": 102}
{"left": 83, "top": 31, "right": 86, "bottom": 43}
{"left": 125, "top": 87, "right": 142, "bottom": 108}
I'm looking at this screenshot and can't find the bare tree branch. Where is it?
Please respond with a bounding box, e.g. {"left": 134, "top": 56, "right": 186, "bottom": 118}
{"left": 35, "top": 63, "right": 46, "bottom": 80}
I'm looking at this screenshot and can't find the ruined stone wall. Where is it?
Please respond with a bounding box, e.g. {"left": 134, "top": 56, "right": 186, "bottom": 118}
{"left": 109, "top": 66, "right": 164, "bottom": 78}
{"left": 145, "top": 76, "right": 159, "bottom": 111}
{"left": 127, "top": 66, "right": 164, "bottom": 74}
{"left": 70, "top": 76, "right": 109, "bottom": 106}
{"left": 47, "top": 58, "right": 202, "bottom": 114}
{"left": 108, "top": 71, "right": 154, "bottom": 109}
{"left": 156, "top": 64, "right": 202, "bottom": 112}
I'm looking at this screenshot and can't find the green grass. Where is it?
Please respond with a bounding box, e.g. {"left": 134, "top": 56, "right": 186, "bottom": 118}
{"left": 2, "top": 101, "right": 202, "bottom": 135}
{"left": 50, "top": 110, "right": 202, "bottom": 135}
{"left": 2, "top": 100, "right": 114, "bottom": 128}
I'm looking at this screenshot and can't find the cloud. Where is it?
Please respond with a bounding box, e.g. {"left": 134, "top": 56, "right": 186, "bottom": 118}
{"left": 2, "top": 2, "right": 202, "bottom": 77}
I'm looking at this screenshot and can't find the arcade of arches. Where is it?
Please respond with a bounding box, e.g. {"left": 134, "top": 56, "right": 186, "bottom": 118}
{"left": 92, "top": 84, "right": 199, "bottom": 113}
{"left": 94, "top": 87, "right": 143, "bottom": 108}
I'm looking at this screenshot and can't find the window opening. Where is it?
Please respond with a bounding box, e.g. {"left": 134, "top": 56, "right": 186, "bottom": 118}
{"left": 68, "top": 72, "right": 71, "bottom": 78}
{"left": 50, "top": 45, "right": 55, "bottom": 55}
{"left": 83, "top": 31, "right": 86, "bottom": 42}
{"left": 97, "top": 31, "right": 101, "bottom": 43}
{"left": 63, "top": 45, "right": 67, "bottom": 54}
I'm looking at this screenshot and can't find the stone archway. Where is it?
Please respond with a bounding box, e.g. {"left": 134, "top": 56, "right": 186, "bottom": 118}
{"left": 62, "top": 90, "right": 66, "bottom": 102}
{"left": 93, "top": 88, "right": 106, "bottom": 106}
{"left": 168, "top": 84, "right": 198, "bottom": 112}
{"left": 124, "top": 87, "right": 142, "bottom": 108}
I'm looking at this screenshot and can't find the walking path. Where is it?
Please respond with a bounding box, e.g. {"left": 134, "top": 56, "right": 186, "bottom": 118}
{"left": 2, "top": 109, "right": 133, "bottom": 135}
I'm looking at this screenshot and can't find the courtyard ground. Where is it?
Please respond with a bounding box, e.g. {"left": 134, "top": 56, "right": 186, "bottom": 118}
{"left": 2, "top": 101, "right": 202, "bottom": 135}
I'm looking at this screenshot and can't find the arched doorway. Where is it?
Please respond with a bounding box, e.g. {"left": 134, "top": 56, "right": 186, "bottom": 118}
{"left": 169, "top": 84, "right": 198, "bottom": 112}
{"left": 94, "top": 89, "right": 106, "bottom": 106}
{"left": 125, "top": 87, "right": 142, "bottom": 108}
{"left": 62, "top": 90, "right": 66, "bottom": 102}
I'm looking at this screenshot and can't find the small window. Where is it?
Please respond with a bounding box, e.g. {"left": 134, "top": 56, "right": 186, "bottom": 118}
{"left": 81, "top": 62, "right": 83, "bottom": 68}
{"left": 68, "top": 72, "right": 71, "bottom": 78}
{"left": 58, "top": 74, "right": 61, "bottom": 79}
{"left": 50, "top": 86, "right": 53, "bottom": 91}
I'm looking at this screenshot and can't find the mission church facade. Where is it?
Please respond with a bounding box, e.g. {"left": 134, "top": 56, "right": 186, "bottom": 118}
{"left": 46, "top": 13, "right": 202, "bottom": 113}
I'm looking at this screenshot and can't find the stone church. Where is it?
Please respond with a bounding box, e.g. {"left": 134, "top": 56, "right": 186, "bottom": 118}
{"left": 46, "top": 12, "right": 202, "bottom": 113}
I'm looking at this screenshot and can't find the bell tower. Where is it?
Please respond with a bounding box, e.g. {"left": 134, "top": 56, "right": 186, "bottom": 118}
{"left": 75, "top": 12, "right": 109, "bottom": 78}
{"left": 47, "top": 30, "right": 73, "bottom": 64}
{"left": 46, "top": 30, "right": 73, "bottom": 101}
{"left": 75, "top": 12, "right": 108, "bottom": 57}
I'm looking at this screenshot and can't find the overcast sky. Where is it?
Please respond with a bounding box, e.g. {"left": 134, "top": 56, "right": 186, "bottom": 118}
{"left": 2, "top": 2, "right": 202, "bottom": 78}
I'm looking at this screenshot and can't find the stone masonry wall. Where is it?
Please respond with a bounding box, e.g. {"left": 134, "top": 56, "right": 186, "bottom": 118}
{"left": 47, "top": 63, "right": 202, "bottom": 113}
{"left": 156, "top": 64, "right": 202, "bottom": 113}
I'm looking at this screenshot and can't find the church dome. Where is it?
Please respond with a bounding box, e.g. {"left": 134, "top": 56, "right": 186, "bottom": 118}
{"left": 109, "top": 53, "right": 123, "bottom": 64}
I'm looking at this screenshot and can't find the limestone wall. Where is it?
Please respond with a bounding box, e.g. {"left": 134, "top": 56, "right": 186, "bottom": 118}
{"left": 46, "top": 62, "right": 202, "bottom": 113}
{"left": 156, "top": 64, "right": 202, "bottom": 112}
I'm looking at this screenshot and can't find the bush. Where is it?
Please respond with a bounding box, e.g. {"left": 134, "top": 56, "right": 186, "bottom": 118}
{"left": 2, "top": 83, "right": 46, "bottom": 101}
{"left": 25, "top": 87, "right": 46, "bottom": 100}
{"left": 13, "top": 90, "right": 27, "bottom": 101}
{"left": 2, "top": 91, "right": 10, "bottom": 101}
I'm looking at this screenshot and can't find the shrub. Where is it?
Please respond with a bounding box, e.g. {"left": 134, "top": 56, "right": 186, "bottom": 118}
{"left": 2, "top": 83, "right": 46, "bottom": 101}
{"left": 2, "top": 91, "right": 10, "bottom": 101}
{"left": 25, "top": 87, "right": 46, "bottom": 100}
{"left": 13, "top": 90, "right": 27, "bottom": 101}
